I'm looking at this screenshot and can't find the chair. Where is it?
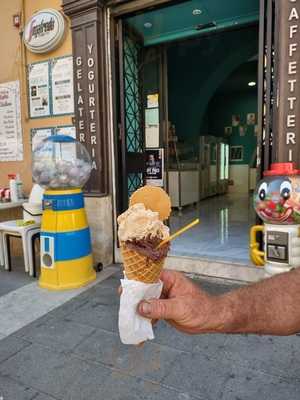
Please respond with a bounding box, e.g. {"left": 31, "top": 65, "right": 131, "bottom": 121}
{"left": 0, "top": 220, "right": 41, "bottom": 277}
{"left": 0, "top": 184, "right": 44, "bottom": 277}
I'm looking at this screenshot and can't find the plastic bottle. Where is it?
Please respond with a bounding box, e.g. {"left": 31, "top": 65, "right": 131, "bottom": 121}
{"left": 16, "top": 174, "right": 23, "bottom": 200}
{"left": 8, "top": 174, "right": 18, "bottom": 202}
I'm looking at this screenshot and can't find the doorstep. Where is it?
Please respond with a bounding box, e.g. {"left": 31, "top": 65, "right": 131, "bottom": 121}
{"left": 165, "top": 255, "right": 265, "bottom": 283}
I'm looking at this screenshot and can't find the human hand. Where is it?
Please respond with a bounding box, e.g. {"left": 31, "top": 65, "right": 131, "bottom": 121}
{"left": 137, "top": 270, "right": 221, "bottom": 334}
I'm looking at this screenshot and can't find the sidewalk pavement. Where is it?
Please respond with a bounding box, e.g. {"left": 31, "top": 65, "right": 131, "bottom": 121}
{"left": 0, "top": 268, "right": 299, "bottom": 400}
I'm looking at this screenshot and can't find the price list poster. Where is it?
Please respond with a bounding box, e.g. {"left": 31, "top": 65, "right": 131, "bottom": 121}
{"left": 0, "top": 80, "right": 23, "bottom": 161}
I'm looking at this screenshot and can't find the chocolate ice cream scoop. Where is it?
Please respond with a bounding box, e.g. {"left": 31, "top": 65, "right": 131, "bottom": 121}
{"left": 125, "top": 236, "right": 170, "bottom": 262}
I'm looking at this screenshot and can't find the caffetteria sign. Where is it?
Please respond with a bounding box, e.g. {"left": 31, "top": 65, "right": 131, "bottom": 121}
{"left": 24, "top": 9, "right": 65, "bottom": 53}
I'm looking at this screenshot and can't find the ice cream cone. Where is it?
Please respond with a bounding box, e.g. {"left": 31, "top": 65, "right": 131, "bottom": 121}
{"left": 120, "top": 243, "right": 165, "bottom": 284}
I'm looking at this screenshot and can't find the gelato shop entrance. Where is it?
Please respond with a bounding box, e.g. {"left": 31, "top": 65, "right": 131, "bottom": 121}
{"left": 114, "top": 0, "right": 261, "bottom": 267}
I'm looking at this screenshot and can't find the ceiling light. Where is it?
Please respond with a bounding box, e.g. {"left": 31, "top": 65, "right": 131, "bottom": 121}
{"left": 144, "top": 22, "right": 152, "bottom": 29}
{"left": 248, "top": 81, "right": 256, "bottom": 87}
{"left": 192, "top": 9, "right": 202, "bottom": 16}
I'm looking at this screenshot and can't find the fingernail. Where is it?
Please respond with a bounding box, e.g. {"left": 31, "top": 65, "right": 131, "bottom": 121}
{"left": 141, "top": 301, "right": 151, "bottom": 315}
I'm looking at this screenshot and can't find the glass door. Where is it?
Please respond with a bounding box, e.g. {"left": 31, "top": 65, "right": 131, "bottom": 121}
{"left": 117, "top": 21, "right": 145, "bottom": 212}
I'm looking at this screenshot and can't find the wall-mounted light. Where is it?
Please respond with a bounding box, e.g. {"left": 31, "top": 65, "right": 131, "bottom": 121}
{"left": 248, "top": 81, "right": 256, "bottom": 87}
{"left": 144, "top": 22, "right": 153, "bottom": 29}
{"left": 192, "top": 9, "right": 202, "bottom": 16}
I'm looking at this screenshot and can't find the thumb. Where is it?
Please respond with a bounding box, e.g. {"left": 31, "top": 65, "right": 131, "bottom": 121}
{"left": 138, "top": 298, "right": 178, "bottom": 320}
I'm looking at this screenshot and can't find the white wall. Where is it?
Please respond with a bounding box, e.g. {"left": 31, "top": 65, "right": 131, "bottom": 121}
{"left": 229, "top": 165, "right": 249, "bottom": 194}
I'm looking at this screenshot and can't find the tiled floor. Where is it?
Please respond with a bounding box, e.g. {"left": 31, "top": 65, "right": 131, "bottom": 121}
{"left": 0, "top": 270, "right": 300, "bottom": 400}
{"left": 170, "top": 194, "right": 256, "bottom": 264}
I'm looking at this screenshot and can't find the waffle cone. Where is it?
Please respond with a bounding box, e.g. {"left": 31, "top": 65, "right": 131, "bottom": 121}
{"left": 120, "top": 243, "right": 165, "bottom": 283}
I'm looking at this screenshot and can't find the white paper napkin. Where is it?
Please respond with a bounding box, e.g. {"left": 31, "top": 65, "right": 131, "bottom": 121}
{"left": 119, "top": 277, "right": 163, "bottom": 345}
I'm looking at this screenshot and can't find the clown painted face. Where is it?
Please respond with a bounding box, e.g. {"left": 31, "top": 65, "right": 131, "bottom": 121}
{"left": 254, "top": 175, "right": 300, "bottom": 224}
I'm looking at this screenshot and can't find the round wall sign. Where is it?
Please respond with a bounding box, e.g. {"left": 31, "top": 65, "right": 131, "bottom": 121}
{"left": 23, "top": 9, "right": 65, "bottom": 54}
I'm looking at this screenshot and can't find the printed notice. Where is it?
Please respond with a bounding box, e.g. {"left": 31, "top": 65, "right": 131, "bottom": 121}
{"left": 145, "top": 148, "right": 164, "bottom": 187}
{"left": 51, "top": 57, "right": 74, "bottom": 115}
{"left": 28, "top": 61, "right": 51, "bottom": 118}
{"left": 0, "top": 80, "right": 23, "bottom": 161}
{"left": 54, "top": 125, "right": 76, "bottom": 160}
{"left": 31, "top": 128, "right": 53, "bottom": 152}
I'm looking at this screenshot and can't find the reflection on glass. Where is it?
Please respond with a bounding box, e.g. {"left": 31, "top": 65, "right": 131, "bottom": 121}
{"left": 220, "top": 208, "right": 229, "bottom": 244}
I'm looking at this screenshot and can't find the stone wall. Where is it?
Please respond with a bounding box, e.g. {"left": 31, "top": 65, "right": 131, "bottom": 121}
{"left": 85, "top": 196, "right": 114, "bottom": 267}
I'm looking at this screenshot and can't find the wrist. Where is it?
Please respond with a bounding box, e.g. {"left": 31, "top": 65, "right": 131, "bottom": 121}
{"left": 196, "top": 293, "right": 235, "bottom": 334}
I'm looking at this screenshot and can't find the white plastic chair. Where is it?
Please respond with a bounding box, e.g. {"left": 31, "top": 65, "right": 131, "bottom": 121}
{"left": 0, "top": 220, "right": 41, "bottom": 276}
{"left": 0, "top": 184, "right": 44, "bottom": 276}
{"left": 0, "top": 231, "right": 4, "bottom": 267}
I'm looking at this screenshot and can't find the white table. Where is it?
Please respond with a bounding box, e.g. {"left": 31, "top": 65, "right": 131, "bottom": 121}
{"left": 0, "top": 200, "right": 25, "bottom": 210}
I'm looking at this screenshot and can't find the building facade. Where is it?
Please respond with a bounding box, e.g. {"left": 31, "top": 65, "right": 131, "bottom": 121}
{"left": 0, "top": 0, "right": 299, "bottom": 273}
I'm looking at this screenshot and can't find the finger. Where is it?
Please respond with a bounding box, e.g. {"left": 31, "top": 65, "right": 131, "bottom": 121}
{"left": 137, "top": 298, "right": 179, "bottom": 320}
{"left": 137, "top": 341, "right": 145, "bottom": 348}
{"left": 117, "top": 286, "right": 122, "bottom": 296}
{"left": 160, "top": 270, "right": 181, "bottom": 297}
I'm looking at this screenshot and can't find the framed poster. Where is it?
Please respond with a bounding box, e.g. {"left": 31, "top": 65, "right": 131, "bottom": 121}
{"left": 0, "top": 80, "right": 23, "bottom": 161}
{"left": 230, "top": 146, "right": 244, "bottom": 162}
{"left": 54, "top": 125, "right": 76, "bottom": 160}
{"left": 224, "top": 126, "right": 232, "bottom": 136}
{"left": 145, "top": 108, "right": 159, "bottom": 148}
{"left": 51, "top": 56, "right": 74, "bottom": 116}
{"left": 147, "top": 93, "right": 159, "bottom": 108}
{"left": 55, "top": 125, "right": 76, "bottom": 138}
{"left": 145, "top": 148, "right": 164, "bottom": 187}
{"left": 247, "top": 113, "right": 256, "bottom": 125}
{"left": 28, "top": 61, "right": 51, "bottom": 118}
{"left": 232, "top": 115, "right": 240, "bottom": 127}
{"left": 31, "top": 127, "right": 53, "bottom": 152}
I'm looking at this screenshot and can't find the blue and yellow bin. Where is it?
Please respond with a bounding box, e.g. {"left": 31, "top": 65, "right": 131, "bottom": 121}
{"left": 39, "top": 188, "right": 96, "bottom": 290}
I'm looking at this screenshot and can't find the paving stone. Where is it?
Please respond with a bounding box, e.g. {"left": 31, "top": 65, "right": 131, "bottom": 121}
{"left": 162, "top": 351, "right": 233, "bottom": 400}
{"left": 74, "top": 329, "right": 183, "bottom": 383}
{"left": 67, "top": 302, "right": 119, "bottom": 333}
{"left": 0, "top": 258, "right": 34, "bottom": 297}
{"left": 222, "top": 334, "right": 300, "bottom": 380}
{"left": 0, "top": 374, "right": 37, "bottom": 400}
{"left": 0, "top": 344, "right": 110, "bottom": 399}
{"left": 94, "top": 275, "right": 121, "bottom": 290}
{"left": 193, "top": 278, "right": 241, "bottom": 295}
{"left": 45, "top": 296, "right": 90, "bottom": 320}
{"left": 221, "top": 365, "right": 300, "bottom": 400}
{"left": 98, "top": 370, "right": 201, "bottom": 400}
{"left": 0, "top": 335, "right": 31, "bottom": 363}
{"left": 17, "top": 319, "right": 95, "bottom": 353}
{"left": 31, "top": 394, "right": 59, "bottom": 400}
{"left": 153, "top": 322, "right": 227, "bottom": 355}
{"left": 78, "top": 284, "right": 120, "bottom": 306}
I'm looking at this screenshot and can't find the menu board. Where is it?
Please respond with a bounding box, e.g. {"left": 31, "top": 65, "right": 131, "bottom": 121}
{"left": 0, "top": 80, "right": 23, "bottom": 161}
{"left": 51, "top": 57, "right": 74, "bottom": 116}
{"left": 28, "top": 61, "right": 51, "bottom": 118}
{"left": 31, "top": 128, "right": 53, "bottom": 152}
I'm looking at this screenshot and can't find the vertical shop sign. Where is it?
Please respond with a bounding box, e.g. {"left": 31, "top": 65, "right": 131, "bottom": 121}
{"left": 75, "top": 44, "right": 98, "bottom": 171}
{"left": 275, "top": 0, "right": 300, "bottom": 165}
{"left": 66, "top": 0, "right": 109, "bottom": 196}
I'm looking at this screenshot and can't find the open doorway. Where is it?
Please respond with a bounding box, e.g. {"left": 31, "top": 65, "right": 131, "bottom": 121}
{"left": 116, "top": 0, "right": 260, "bottom": 265}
